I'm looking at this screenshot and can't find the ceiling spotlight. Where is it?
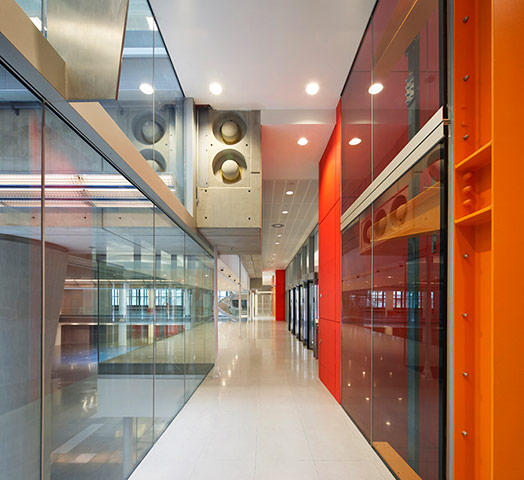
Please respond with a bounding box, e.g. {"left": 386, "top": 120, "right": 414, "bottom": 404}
{"left": 306, "top": 82, "right": 320, "bottom": 95}
{"left": 209, "top": 82, "right": 223, "bottom": 95}
{"left": 275, "top": 242, "right": 280, "bottom": 245}
{"left": 139, "top": 83, "right": 154, "bottom": 95}
{"left": 348, "top": 137, "right": 362, "bottom": 146}
{"left": 368, "top": 83, "right": 384, "bottom": 95}
{"left": 297, "top": 137, "right": 309, "bottom": 146}
{"left": 277, "top": 234, "right": 282, "bottom": 237}
{"left": 271, "top": 223, "right": 284, "bottom": 228}
{"left": 286, "top": 190, "right": 294, "bottom": 195}
{"left": 282, "top": 210, "right": 289, "bottom": 214}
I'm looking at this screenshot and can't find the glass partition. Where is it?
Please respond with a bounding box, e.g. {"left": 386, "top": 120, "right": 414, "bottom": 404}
{"left": 0, "top": 61, "right": 213, "bottom": 480}
{"left": 341, "top": 207, "right": 372, "bottom": 441}
{"left": 341, "top": 144, "right": 446, "bottom": 479}
{"left": 0, "top": 64, "right": 42, "bottom": 480}
{"left": 342, "top": 0, "right": 443, "bottom": 215}
{"left": 154, "top": 210, "right": 187, "bottom": 438}
{"left": 101, "top": 0, "right": 186, "bottom": 206}
{"left": 341, "top": 28, "right": 372, "bottom": 212}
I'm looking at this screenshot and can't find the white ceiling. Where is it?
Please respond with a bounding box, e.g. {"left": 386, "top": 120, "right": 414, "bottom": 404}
{"left": 151, "top": 0, "right": 375, "bottom": 110}
{"left": 151, "top": 0, "right": 375, "bottom": 277}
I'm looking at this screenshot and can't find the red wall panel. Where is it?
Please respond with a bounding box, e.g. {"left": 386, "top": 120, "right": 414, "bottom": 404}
{"left": 318, "top": 318, "right": 341, "bottom": 400}
{"left": 319, "top": 104, "right": 341, "bottom": 224}
{"left": 274, "top": 269, "right": 285, "bottom": 321}
{"left": 318, "top": 102, "right": 342, "bottom": 403}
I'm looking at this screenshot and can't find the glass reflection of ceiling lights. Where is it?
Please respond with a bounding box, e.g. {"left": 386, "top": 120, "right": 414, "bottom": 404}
{"left": 0, "top": 173, "right": 176, "bottom": 207}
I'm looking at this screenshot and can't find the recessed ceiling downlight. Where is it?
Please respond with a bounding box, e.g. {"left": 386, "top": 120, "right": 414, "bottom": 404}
{"left": 297, "top": 137, "right": 309, "bottom": 146}
{"left": 282, "top": 210, "right": 289, "bottom": 215}
{"left": 209, "top": 82, "right": 223, "bottom": 95}
{"left": 271, "top": 223, "right": 284, "bottom": 228}
{"left": 348, "top": 137, "right": 362, "bottom": 146}
{"left": 139, "top": 83, "right": 154, "bottom": 95}
{"left": 368, "top": 83, "right": 384, "bottom": 95}
{"left": 306, "top": 82, "right": 320, "bottom": 95}
{"left": 286, "top": 190, "right": 294, "bottom": 195}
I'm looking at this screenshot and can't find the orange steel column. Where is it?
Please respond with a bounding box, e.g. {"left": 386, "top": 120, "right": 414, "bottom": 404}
{"left": 453, "top": 0, "right": 524, "bottom": 478}
{"left": 452, "top": 1, "right": 492, "bottom": 478}
{"left": 491, "top": 0, "right": 524, "bottom": 477}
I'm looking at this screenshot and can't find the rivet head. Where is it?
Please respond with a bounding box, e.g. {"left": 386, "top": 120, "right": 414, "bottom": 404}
{"left": 464, "top": 75, "right": 470, "bottom": 81}
{"left": 463, "top": 134, "right": 470, "bottom": 141}
{"left": 462, "top": 312, "right": 468, "bottom": 318}
{"left": 462, "top": 430, "right": 468, "bottom": 436}
{"left": 463, "top": 16, "right": 469, "bottom": 23}
{"left": 463, "top": 372, "right": 468, "bottom": 377}
{"left": 463, "top": 253, "right": 469, "bottom": 259}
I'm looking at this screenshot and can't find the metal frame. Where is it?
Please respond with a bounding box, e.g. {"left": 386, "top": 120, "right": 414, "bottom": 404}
{"left": 341, "top": 106, "right": 448, "bottom": 232}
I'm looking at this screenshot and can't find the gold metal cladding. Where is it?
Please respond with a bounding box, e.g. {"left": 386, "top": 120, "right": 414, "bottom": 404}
{"left": 0, "top": 0, "right": 67, "bottom": 98}
{"left": 70, "top": 102, "right": 197, "bottom": 233}
{"left": 47, "top": 0, "right": 129, "bottom": 100}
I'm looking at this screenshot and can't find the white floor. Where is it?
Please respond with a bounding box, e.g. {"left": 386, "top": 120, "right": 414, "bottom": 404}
{"left": 129, "top": 318, "right": 395, "bottom": 480}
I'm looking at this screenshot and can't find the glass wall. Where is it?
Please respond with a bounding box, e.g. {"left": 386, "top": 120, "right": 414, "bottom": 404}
{"left": 0, "top": 62, "right": 213, "bottom": 480}
{"left": 101, "top": 0, "right": 186, "bottom": 207}
{"left": 16, "top": 0, "right": 188, "bottom": 205}
{"left": 341, "top": 145, "right": 446, "bottom": 479}
{"left": 342, "top": 0, "right": 443, "bottom": 214}
{"left": 0, "top": 64, "right": 42, "bottom": 480}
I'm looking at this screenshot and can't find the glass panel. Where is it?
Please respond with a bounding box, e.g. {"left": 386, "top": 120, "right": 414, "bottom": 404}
{"left": 101, "top": 0, "right": 186, "bottom": 206}
{"left": 341, "top": 0, "right": 442, "bottom": 215}
{"left": 341, "top": 207, "right": 372, "bottom": 440}
{"left": 153, "top": 209, "right": 186, "bottom": 438}
{"left": 371, "top": 144, "right": 445, "bottom": 479}
{"left": 0, "top": 64, "right": 42, "bottom": 480}
{"left": 15, "top": 0, "right": 44, "bottom": 31}
{"left": 372, "top": 0, "right": 441, "bottom": 179}
{"left": 44, "top": 107, "right": 155, "bottom": 479}
{"left": 184, "top": 237, "right": 214, "bottom": 401}
{"left": 153, "top": 20, "right": 186, "bottom": 207}
{"left": 341, "top": 28, "right": 372, "bottom": 212}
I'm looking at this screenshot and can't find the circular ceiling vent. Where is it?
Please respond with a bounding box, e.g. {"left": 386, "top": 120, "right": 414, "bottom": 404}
{"left": 212, "top": 149, "right": 247, "bottom": 184}
{"left": 212, "top": 112, "right": 247, "bottom": 145}
{"left": 271, "top": 223, "right": 285, "bottom": 228}
{"left": 132, "top": 112, "right": 166, "bottom": 145}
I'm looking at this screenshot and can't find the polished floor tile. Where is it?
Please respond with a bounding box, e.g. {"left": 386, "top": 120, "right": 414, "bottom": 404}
{"left": 129, "top": 317, "right": 394, "bottom": 480}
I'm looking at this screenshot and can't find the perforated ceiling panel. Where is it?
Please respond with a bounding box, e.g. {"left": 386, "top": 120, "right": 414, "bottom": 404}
{"left": 262, "top": 179, "right": 318, "bottom": 271}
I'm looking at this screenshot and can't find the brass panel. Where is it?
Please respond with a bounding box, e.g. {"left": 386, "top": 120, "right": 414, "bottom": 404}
{"left": 47, "top": 0, "right": 129, "bottom": 100}
{"left": 0, "top": 0, "right": 67, "bottom": 98}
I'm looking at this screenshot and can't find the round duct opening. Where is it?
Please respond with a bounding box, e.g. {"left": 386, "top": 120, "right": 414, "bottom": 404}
{"left": 212, "top": 113, "right": 247, "bottom": 145}
{"left": 132, "top": 112, "right": 166, "bottom": 145}
{"left": 212, "top": 149, "right": 247, "bottom": 184}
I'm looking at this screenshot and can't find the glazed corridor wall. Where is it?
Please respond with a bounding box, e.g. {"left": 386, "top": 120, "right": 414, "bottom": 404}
{"left": 0, "top": 62, "right": 214, "bottom": 480}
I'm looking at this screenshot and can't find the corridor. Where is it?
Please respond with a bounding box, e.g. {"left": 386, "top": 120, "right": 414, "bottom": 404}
{"left": 130, "top": 318, "right": 395, "bottom": 480}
